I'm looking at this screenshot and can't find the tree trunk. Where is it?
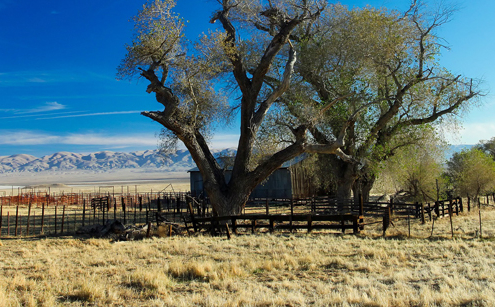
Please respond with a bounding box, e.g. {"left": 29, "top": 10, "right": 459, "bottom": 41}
{"left": 336, "top": 177, "right": 354, "bottom": 200}
{"left": 209, "top": 193, "right": 247, "bottom": 216}
{"left": 353, "top": 173, "right": 376, "bottom": 203}
{"left": 336, "top": 162, "right": 358, "bottom": 200}
{"left": 201, "top": 175, "right": 252, "bottom": 217}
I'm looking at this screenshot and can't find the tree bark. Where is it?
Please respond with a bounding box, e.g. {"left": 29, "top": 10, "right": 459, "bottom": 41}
{"left": 353, "top": 172, "right": 376, "bottom": 203}
{"left": 335, "top": 161, "right": 358, "bottom": 200}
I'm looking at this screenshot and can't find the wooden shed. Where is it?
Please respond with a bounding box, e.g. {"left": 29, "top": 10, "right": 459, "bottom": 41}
{"left": 188, "top": 155, "right": 314, "bottom": 199}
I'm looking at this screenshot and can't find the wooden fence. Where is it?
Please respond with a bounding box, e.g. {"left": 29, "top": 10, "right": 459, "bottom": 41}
{"left": 0, "top": 192, "right": 192, "bottom": 237}
{"left": 185, "top": 195, "right": 469, "bottom": 235}
{"left": 0, "top": 190, "right": 484, "bottom": 238}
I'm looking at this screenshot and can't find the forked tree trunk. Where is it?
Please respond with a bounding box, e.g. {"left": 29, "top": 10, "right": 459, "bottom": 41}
{"left": 206, "top": 185, "right": 251, "bottom": 216}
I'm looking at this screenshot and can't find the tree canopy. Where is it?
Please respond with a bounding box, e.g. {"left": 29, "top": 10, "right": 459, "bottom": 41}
{"left": 273, "top": 1, "right": 482, "bottom": 200}
{"left": 118, "top": 0, "right": 356, "bottom": 215}
{"left": 118, "top": 0, "right": 481, "bottom": 214}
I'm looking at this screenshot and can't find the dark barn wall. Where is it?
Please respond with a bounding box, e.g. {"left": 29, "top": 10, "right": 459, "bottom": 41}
{"left": 189, "top": 168, "right": 293, "bottom": 199}
{"left": 251, "top": 168, "right": 292, "bottom": 199}
{"left": 190, "top": 172, "right": 204, "bottom": 197}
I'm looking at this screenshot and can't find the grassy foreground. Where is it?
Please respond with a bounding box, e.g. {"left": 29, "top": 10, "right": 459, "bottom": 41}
{"left": 1, "top": 210, "right": 495, "bottom": 306}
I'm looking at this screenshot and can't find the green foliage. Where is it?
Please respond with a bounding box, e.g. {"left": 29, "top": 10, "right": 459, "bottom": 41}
{"left": 446, "top": 148, "right": 495, "bottom": 199}
{"left": 374, "top": 127, "right": 447, "bottom": 202}
{"left": 117, "top": 0, "right": 232, "bottom": 138}
{"left": 277, "top": 2, "right": 481, "bottom": 198}
{"left": 475, "top": 137, "right": 495, "bottom": 160}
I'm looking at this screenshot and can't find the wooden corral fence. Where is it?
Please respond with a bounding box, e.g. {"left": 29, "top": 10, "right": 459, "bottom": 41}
{"left": 0, "top": 192, "right": 191, "bottom": 237}
{"left": 183, "top": 196, "right": 365, "bottom": 235}
{"left": 1, "top": 188, "right": 490, "bottom": 238}
{"left": 183, "top": 195, "right": 478, "bottom": 236}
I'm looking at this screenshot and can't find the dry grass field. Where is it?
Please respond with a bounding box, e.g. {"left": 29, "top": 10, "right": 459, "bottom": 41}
{"left": 1, "top": 207, "right": 495, "bottom": 306}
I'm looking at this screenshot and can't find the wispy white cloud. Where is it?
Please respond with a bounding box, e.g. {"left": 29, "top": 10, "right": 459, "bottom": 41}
{"left": 0, "top": 131, "right": 158, "bottom": 147}
{"left": 35, "top": 110, "right": 142, "bottom": 120}
{"left": 62, "top": 134, "right": 157, "bottom": 146}
{"left": 0, "top": 102, "right": 66, "bottom": 115}
{"left": 27, "top": 77, "right": 47, "bottom": 83}
{"left": 0, "top": 131, "right": 60, "bottom": 145}
{"left": 0, "top": 111, "right": 84, "bottom": 120}
{"left": 209, "top": 133, "right": 239, "bottom": 149}
{"left": 0, "top": 72, "right": 60, "bottom": 86}
{"left": 27, "top": 102, "right": 65, "bottom": 113}
{"left": 0, "top": 130, "right": 239, "bottom": 151}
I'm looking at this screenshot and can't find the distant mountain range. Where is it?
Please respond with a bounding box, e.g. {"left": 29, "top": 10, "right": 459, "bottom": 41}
{"left": 445, "top": 144, "right": 474, "bottom": 159}
{"left": 0, "top": 144, "right": 473, "bottom": 174}
{"left": 0, "top": 149, "right": 236, "bottom": 173}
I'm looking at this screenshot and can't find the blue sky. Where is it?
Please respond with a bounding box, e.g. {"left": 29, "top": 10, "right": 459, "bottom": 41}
{"left": 0, "top": 0, "right": 494, "bottom": 157}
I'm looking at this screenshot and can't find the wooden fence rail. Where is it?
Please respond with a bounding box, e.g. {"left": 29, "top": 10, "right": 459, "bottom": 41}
{"left": 0, "top": 192, "right": 192, "bottom": 237}
{"left": 0, "top": 191, "right": 477, "bottom": 238}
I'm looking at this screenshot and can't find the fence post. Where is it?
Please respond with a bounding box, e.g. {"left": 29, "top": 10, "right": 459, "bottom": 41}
{"left": 383, "top": 206, "right": 391, "bottom": 236}
{"left": 479, "top": 199, "right": 482, "bottom": 239}
{"left": 15, "top": 206, "right": 19, "bottom": 236}
{"left": 467, "top": 197, "right": 471, "bottom": 212}
{"left": 61, "top": 205, "right": 66, "bottom": 234}
{"left": 55, "top": 206, "right": 58, "bottom": 234}
{"left": 41, "top": 203, "right": 45, "bottom": 234}
{"left": 7, "top": 212, "right": 10, "bottom": 236}
{"left": 92, "top": 201, "right": 96, "bottom": 224}
{"left": 232, "top": 217, "right": 238, "bottom": 234}
{"left": 448, "top": 200, "right": 454, "bottom": 238}
{"left": 102, "top": 200, "right": 106, "bottom": 225}
{"left": 123, "top": 198, "right": 126, "bottom": 225}
{"left": 459, "top": 197, "right": 463, "bottom": 213}
{"left": 82, "top": 200, "right": 86, "bottom": 226}
{"left": 290, "top": 197, "right": 294, "bottom": 233}
{"left": 27, "top": 203, "right": 32, "bottom": 236}
{"left": 133, "top": 198, "right": 137, "bottom": 224}
{"left": 265, "top": 198, "right": 269, "bottom": 215}
{"left": 146, "top": 205, "right": 149, "bottom": 224}
{"left": 0, "top": 205, "right": 2, "bottom": 237}
{"left": 408, "top": 204, "right": 413, "bottom": 237}
{"left": 33, "top": 211, "right": 36, "bottom": 236}
{"left": 421, "top": 203, "right": 425, "bottom": 224}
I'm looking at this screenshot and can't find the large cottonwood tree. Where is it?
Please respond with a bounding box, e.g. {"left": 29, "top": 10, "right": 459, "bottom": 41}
{"left": 118, "top": 0, "right": 354, "bottom": 216}
{"left": 276, "top": 2, "right": 481, "bottom": 200}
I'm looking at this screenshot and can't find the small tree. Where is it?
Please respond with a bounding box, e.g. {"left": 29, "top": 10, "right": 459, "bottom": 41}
{"left": 446, "top": 148, "right": 495, "bottom": 201}
{"left": 375, "top": 127, "right": 447, "bottom": 202}
{"left": 476, "top": 137, "right": 495, "bottom": 160}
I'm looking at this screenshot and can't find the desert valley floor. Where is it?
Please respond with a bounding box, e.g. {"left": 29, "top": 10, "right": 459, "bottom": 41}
{"left": 0, "top": 169, "right": 191, "bottom": 195}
